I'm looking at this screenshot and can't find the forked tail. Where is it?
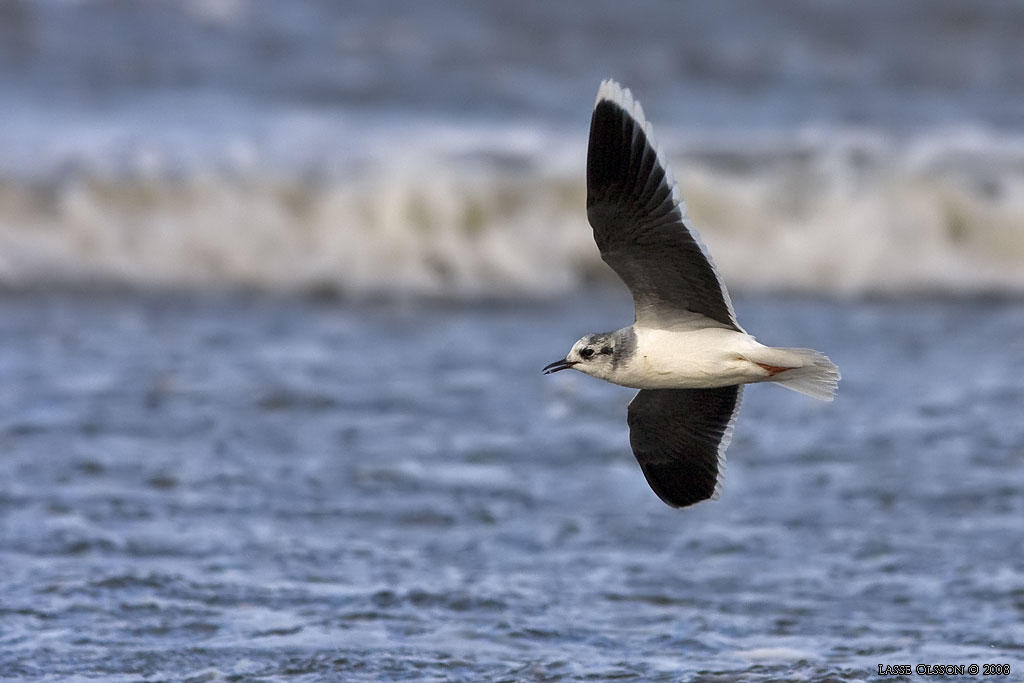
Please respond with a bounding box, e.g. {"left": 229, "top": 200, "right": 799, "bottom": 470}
{"left": 753, "top": 347, "right": 841, "bottom": 401}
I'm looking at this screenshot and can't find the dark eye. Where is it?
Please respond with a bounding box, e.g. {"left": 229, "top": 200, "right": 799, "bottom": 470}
{"left": 579, "top": 348, "right": 594, "bottom": 359}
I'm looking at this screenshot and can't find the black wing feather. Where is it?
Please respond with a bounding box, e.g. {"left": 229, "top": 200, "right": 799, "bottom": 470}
{"left": 627, "top": 386, "right": 742, "bottom": 508}
{"left": 587, "top": 86, "right": 739, "bottom": 330}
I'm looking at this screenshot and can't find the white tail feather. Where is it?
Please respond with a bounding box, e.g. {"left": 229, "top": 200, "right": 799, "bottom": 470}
{"left": 762, "top": 347, "right": 840, "bottom": 401}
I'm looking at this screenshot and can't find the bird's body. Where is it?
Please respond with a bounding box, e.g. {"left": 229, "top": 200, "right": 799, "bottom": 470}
{"left": 543, "top": 80, "right": 840, "bottom": 508}
{"left": 579, "top": 325, "right": 768, "bottom": 390}
{"left": 571, "top": 323, "right": 838, "bottom": 397}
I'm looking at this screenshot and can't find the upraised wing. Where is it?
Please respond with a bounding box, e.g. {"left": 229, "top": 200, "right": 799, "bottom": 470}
{"left": 587, "top": 80, "right": 740, "bottom": 331}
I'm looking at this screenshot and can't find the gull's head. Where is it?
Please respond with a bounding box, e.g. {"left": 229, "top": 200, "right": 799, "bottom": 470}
{"left": 542, "top": 333, "right": 617, "bottom": 380}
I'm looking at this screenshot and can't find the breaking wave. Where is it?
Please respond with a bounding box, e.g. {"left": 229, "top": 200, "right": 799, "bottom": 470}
{"left": 2, "top": 124, "right": 1024, "bottom": 298}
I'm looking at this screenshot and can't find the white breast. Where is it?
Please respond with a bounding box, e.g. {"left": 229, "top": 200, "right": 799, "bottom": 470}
{"left": 612, "top": 326, "right": 764, "bottom": 390}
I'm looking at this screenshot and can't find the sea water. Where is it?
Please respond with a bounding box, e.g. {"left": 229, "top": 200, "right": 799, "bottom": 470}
{"left": 1, "top": 293, "right": 1022, "bottom": 680}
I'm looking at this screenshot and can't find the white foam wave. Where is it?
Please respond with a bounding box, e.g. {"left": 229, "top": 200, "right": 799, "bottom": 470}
{"left": 2, "top": 125, "right": 1024, "bottom": 297}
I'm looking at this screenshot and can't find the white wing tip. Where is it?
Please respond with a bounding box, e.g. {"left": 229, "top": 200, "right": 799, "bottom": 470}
{"left": 593, "top": 80, "right": 686, "bottom": 244}
{"left": 595, "top": 78, "right": 647, "bottom": 136}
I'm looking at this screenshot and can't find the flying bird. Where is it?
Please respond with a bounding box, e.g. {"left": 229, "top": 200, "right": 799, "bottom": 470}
{"left": 543, "top": 80, "right": 840, "bottom": 508}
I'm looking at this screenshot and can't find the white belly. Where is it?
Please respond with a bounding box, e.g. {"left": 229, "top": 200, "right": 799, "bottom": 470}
{"left": 613, "top": 326, "right": 765, "bottom": 390}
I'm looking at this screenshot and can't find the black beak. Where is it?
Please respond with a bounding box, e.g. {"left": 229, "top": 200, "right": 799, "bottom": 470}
{"left": 542, "top": 358, "right": 576, "bottom": 374}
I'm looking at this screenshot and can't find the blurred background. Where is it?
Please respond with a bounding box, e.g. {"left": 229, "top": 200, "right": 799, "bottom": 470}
{"left": 2, "top": 1, "right": 1023, "bottom": 681}
{"left": 2, "top": 0, "right": 1024, "bottom": 296}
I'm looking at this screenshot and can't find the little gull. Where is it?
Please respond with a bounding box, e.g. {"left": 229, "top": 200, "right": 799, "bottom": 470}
{"left": 543, "top": 80, "right": 840, "bottom": 508}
